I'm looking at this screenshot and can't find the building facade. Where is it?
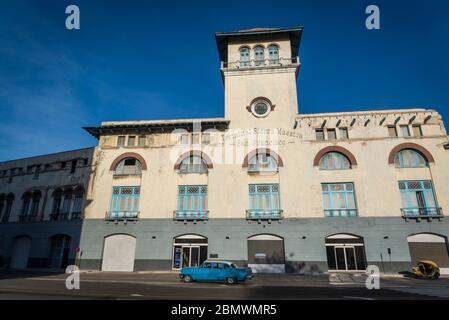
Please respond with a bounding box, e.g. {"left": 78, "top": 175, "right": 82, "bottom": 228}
{"left": 2, "top": 27, "right": 449, "bottom": 274}
{"left": 79, "top": 27, "right": 449, "bottom": 274}
{"left": 0, "top": 148, "right": 93, "bottom": 269}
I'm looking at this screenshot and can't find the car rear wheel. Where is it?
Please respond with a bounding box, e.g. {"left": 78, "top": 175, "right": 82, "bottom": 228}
{"left": 226, "top": 277, "right": 237, "bottom": 285}
{"left": 184, "top": 275, "right": 193, "bottom": 283}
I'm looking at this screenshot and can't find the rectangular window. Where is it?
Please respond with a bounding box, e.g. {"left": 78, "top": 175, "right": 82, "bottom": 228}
{"left": 327, "top": 129, "right": 337, "bottom": 140}
{"left": 30, "top": 199, "right": 40, "bottom": 217}
{"left": 177, "top": 185, "right": 208, "bottom": 220}
{"left": 21, "top": 199, "right": 30, "bottom": 217}
{"left": 339, "top": 128, "right": 349, "bottom": 139}
{"left": 70, "top": 160, "right": 77, "bottom": 174}
{"left": 399, "top": 180, "right": 439, "bottom": 217}
{"left": 202, "top": 133, "right": 211, "bottom": 145}
{"left": 60, "top": 197, "right": 72, "bottom": 220}
{"left": 322, "top": 183, "right": 358, "bottom": 217}
{"left": 138, "top": 136, "right": 147, "bottom": 147}
{"left": 1, "top": 201, "right": 13, "bottom": 223}
{"left": 412, "top": 125, "right": 423, "bottom": 137}
{"left": 400, "top": 125, "right": 410, "bottom": 137}
{"left": 315, "top": 129, "right": 325, "bottom": 141}
{"left": 117, "top": 136, "right": 126, "bottom": 147}
{"left": 127, "top": 136, "right": 136, "bottom": 147}
{"left": 388, "top": 126, "right": 398, "bottom": 137}
{"left": 108, "top": 186, "right": 140, "bottom": 219}
{"left": 71, "top": 196, "right": 83, "bottom": 219}
{"left": 247, "top": 184, "right": 281, "bottom": 220}
{"left": 180, "top": 134, "right": 189, "bottom": 145}
{"left": 33, "top": 166, "right": 40, "bottom": 179}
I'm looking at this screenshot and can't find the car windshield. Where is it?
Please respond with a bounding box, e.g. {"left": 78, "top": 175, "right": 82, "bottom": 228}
{"left": 230, "top": 263, "right": 237, "bottom": 268}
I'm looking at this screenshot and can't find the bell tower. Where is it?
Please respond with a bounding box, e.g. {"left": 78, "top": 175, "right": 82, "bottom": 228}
{"left": 215, "top": 27, "right": 303, "bottom": 129}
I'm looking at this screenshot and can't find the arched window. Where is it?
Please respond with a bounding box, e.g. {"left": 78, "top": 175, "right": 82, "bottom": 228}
{"left": 115, "top": 158, "right": 142, "bottom": 175}
{"left": 1, "top": 193, "right": 15, "bottom": 223}
{"left": 72, "top": 187, "right": 84, "bottom": 220}
{"left": 179, "top": 156, "right": 208, "bottom": 174}
{"left": 239, "top": 47, "right": 250, "bottom": 67}
{"left": 395, "top": 149, "right": 428, "bottom": 168}
{"left": 248, "top": 154, "right": 279, "bottom": 172}
{"left": 60, "top": 188, "right": 73, "bottom": 220}
{"left": 319, "top": 152, "right": 352, "bottom": 170}
{"left": 0, "top": 194, "right": 5, "bottom": 221}
{"left": 51, "top": 189, "right": 62, "bottom": 221}
{"left": 21, "top": 192, "right": 32, "bottom": 218}
{"left": 268, "top": 45, "right": 279, "bottom": 64}
{"left": 30, "top": 191, "right": 41, "bottom": 218}
{"left": 254, "top": 46, "right": 265, "bottom": 66}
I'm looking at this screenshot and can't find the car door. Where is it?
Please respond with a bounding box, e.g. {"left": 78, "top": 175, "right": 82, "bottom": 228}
{"left": 197, "top": 262, "right": 212, "bottom": 281}
{"left": 206, "top": 262, "right": 220, "bottom": 281}
{"left": 215, "top": 263, "right": 227, "bottom": 281}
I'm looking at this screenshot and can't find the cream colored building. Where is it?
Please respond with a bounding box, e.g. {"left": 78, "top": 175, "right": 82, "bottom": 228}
{"left": 78, "top": 27, "right": 449, "bottom": 274}
{"left": 2, "top": 27, "right": 449, "bottom": 274}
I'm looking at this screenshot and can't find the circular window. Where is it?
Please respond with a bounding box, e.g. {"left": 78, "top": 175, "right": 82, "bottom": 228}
{"left": 251, "top": 100, "right": 271, "bottom": 118}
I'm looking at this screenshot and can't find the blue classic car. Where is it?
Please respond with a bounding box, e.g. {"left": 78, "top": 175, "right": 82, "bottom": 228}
{"left": 180, "top": 261, "right": 253, "bottom": 284}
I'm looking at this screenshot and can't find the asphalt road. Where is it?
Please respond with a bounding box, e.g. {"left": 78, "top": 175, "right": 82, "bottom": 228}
{"left": 0, "top": 270, "right": 448, "bottom": 300}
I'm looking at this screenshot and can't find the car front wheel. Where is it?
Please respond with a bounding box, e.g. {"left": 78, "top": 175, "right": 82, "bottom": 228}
{"left": 184, "top": 275, "right": 193, "bottom": 283}
{"left": 226, "top": 277, "right": 237, "bottom": 285}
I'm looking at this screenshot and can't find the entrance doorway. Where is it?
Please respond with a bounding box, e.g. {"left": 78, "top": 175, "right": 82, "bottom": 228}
{"left": 48, "top": 235, "right": 71, "bottom": 269}
{"left": 10, "top": 236, "right": 31, "bottom": 269}
{"left": 247, "top": 234, "right": 285, "bottom": 273}
{"left": 407, "top": 233, "right": 449, "bottom": 275}
{"left": 101, "top": 234, "right": 136, "bottom": 272}
{"left": 325, "top": 234, "right": 366, "bottom": 272}
{"left": 172, "top": 234, "right": 208, "bottom": 269}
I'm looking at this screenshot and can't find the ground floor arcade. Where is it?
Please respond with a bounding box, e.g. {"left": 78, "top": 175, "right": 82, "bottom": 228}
{"left": 1, "top": 218, "right": 448, "bottom": 275}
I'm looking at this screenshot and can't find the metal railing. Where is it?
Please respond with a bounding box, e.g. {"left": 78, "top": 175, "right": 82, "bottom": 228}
{"left": 324, "top": 209, "right": 358, "bottom": 217}
{"left": 49, "top": 213, "right": 70, "bottom": 221}
{"left": 401, "top": 207, "right": 443, "bottom": 219}
{"left": 18, "top": 214, "right": 38, "bottom": 223}
{"left": 222, "top": 57, "right": 299, "bottom": 70}
{"left": 246, "top": 209, "right": 283, "bottom": 220}
{"left": 71, "top": 212, "right": 82, "bottom": 220}
{"left": 105, "top": 210, "right": 139, "bottom": 221}
{"left": 174, "top": 210, "right": 209, "bottom": 221}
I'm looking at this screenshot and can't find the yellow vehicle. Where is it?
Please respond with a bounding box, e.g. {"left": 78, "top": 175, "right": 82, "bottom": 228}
{"left": 412, "top": 260, "right": 440, "bottom": 279}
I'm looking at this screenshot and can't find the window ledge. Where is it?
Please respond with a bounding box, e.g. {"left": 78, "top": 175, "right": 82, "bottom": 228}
{"left": 246, "top": 210, "right": 283, "bottom": 221}
{"left": 401, "top": 208, "right": 443, "bottom": 222}
{"left": 105, "top": 211, "right": 140, "bottom": 221}
{"left": 173, "top": 210, "right": 209, "bottom": 221}
{"left": 113, "top": 174, "right": 142, "bottom": 177}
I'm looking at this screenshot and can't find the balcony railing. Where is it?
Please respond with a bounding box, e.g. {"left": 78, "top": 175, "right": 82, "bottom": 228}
{"left": 324, "top": 209, "right": 358, "bottom": 217}
{"left": 174, "top": 210, "right": 208, "bottom": 221}
{"left": 0, "top": 216, "right": 10, "bottom": 224}
{"left": 106, "top": 210, "right": 139, "bottom": 221}
{"left": 49, "top": 213, "right": 70, "bottom": 221}
{"left": 18, "top": 214, "right": 38, "bottom": 223}
{"left": 222, "top": 57, "right": 299, "bottom": 70}
{"left": 401, "top": 207, "right": 443, "bottom": 220}
{"left": 246, "top": 209, "right": 283, "bottom": 221}
{"left": 71, "top": 212, "right": 82, "bottom": 220}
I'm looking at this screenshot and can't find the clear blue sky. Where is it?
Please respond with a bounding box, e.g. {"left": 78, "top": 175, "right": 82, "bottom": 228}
{"left": 0, "top": 0, "right": 448, "bottom": 161}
